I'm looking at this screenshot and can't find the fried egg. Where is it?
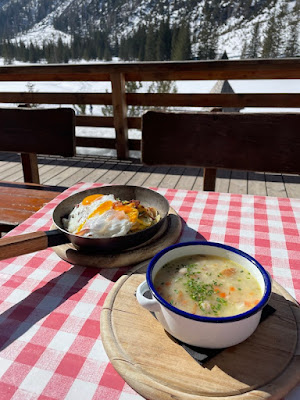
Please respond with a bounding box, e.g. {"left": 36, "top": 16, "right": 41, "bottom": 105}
{"left": 63, "top": 194, "right": 139, "bottom": 238}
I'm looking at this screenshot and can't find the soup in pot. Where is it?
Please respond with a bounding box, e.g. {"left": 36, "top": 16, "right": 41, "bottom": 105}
{"left": 153, "top": 255, "right": 262, "bottom": 317}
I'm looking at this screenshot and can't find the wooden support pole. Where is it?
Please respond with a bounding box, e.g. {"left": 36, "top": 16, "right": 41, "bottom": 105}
{"left": 21, "top": 153, "right": 40, "bottom": 184}
{"left": 203, "top": 168, "right": 217, "bottom": 192}
{"left": 111, "top": 72, "right": 129, "bottom": 159}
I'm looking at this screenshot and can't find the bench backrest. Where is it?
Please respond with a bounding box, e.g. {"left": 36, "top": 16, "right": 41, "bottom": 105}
{"left": 141, "top": 111, "right": 300, "bottom": 191}
{"left": 0, "top": 107, "right": 76, "bottom": 183}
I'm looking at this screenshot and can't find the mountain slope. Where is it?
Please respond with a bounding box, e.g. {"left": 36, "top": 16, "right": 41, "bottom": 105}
{"left": 0, "top": 0, "right": 299, "bottom": 59}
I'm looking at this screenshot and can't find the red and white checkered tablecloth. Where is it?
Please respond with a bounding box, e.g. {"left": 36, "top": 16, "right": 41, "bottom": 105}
{"left": 0, "top": 182, "right": 299, "bottom": 400}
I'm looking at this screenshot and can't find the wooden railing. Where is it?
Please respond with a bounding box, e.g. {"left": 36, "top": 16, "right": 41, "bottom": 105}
{"left": 0, "top": 58, "right": 300, "bottom": 159}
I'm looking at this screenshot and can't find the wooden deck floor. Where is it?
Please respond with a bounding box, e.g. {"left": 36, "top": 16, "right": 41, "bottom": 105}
{"left": 1, "top": 152, "right": 300, "bottom": 198}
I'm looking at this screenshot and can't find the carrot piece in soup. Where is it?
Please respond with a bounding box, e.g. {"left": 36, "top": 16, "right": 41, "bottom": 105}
{"left": 219, "top": 292, "right": 227, "bottom": 298}
{"left": 192, "top": 303, "right": 198, "bottom": 314}
{"left": 221, "top": 268, "right": 236, "bottom": 277}
{"left": 230, "top": 286, "right": 236, "bottom": 291}
{"left": 177, "top": 291, "right": 184, "bottom": 302}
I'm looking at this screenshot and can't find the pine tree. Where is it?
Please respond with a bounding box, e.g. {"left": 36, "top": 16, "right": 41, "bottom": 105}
{"left": 261, "top": 15, "right": 279, "bottom": 58}
{"left": 285, "top": 22, "right": 299, "bottom": 57}
{"left": 103, "top": 43, "right": 112, "bottom": 61}
{"left": 171, "top": 22, "right": 192, "bottom": 60}
{"left": 198, "top": 1, "right": 218, "bottom": 60}
{"left": 156, "top": 20, "right": 172, "bottom": 61}
{"left": 29, "top": 42, "right": 39, "bottom": 63}
{"left": 145, "top": 25, "right": 157, "bottom": 61}
{"left": 246, "top": 23, "right": 261, "bottom": 58}
{"left": 137, "top": 26, "right": 147, "bottom": 61}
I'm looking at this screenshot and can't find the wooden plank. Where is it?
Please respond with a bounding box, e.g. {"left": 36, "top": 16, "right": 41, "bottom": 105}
{"left": 159, "top": 166, "right": 185, "bottom": 189}
{"left": 42, "top": 160, "right": 90, "bottom": 186}
{"left": 111, "top": 72, "right": 129, "bottom": 159}
{"left": 0, "top": 153, "right": 299, "bottom": 199}
{"left": 176, "top": 167, "right": 200, "bottom": 190}
{"left": 0, "top": 92, "right": 112, "bottom": 105}
{"left": 96, "top": 161, "right": 131, "bottom": 184}
{"left": 41, "top": 159, "right": 79, "bottom": 185}
{"left": 1, "top": 93, "right": 299, "bottom": 109}
{"left": 248, "top": 172, "right": 267, "bottom": 196}
{"left": 0, "top": 160, "right": 20, "bottom": 175}
{"left": 283, "top": 174, "right": 300, "bottom": 199}
{"left": 82, "top": 161, "right": 116, "bottom": 183}
{"left": 215, "top": 169, "right": 231, "bottom": 194}
{"left": 0, "top": 108, "right": 76, "bottom": 157}
{"left": 191, "top": 169, "right": 204, "bottom": 191}
{"left": 265, "top": 173, "right": 287, "bottom": 198}
{"left": 127, "top": 93, "right": 300, "bottom": 108}
{"left": 58, "top": 161, "right": 106, "bottom": 187}
{"left": 110, "top": 162, "right": 143, "bottom": 185}
{"left": 228, "top": 170, "right": 248, "bottom": 194}
{"left": 76, "top": 137, "right": 116, "bottom": 149}
{"left": 76, "top": 116, "right": 114, "bottom": 127}
{"left": 126, "top": 165, "right": 155, "bottom": 187}
{"left": 37, "top": 162, "right": 64, "bottom": 182}
{"left": 0, "top": 59, "right": 299, "bottom": 81}
{"left": 76, "top": 137, "right": 140, "bottom": 151}
{"left": 142, "top": 111, "right": 300, "bottom": 175}
{"left": 142, "top": 166, "right": 171, "bottom": 188}
{"left": 0, "top": 163, "right": 23, "bottom": 180}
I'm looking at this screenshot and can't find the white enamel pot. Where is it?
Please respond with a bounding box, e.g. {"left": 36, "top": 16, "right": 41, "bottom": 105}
{"left": 136, "top": 241, "right": 272, "bottom": 348}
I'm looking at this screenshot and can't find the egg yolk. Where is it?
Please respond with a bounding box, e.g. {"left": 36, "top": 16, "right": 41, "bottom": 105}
{"left": 82, "top": 194, "right": 103, "bottom": 205}
{"left": 113, "top": 202, "right": 138, "bottom": 223}
{"left": 76, "top": 196, "right": 141, "bottom": 235}
{"left": 90, "top": 200, "right": 114, "bottom": 218}
{"left": 76, "top": 200, "right": 113, "bottom": 233}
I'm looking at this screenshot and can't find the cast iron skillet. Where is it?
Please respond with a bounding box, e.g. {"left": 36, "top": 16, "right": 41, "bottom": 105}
{"left": 0, "top": 185, "right": 170, "bottom": 261}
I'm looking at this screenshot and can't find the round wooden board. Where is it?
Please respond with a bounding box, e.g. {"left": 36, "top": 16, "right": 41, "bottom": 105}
{"left": 101, "top": 261, "right": 300, "bottom": 400}
{"left": 52, "top": 208, "right": 182, "bottom": 268}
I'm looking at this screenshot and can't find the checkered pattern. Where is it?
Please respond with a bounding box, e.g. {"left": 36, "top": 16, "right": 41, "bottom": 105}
{"left": 0, "top": 182, "right": 299, "bottom": 400}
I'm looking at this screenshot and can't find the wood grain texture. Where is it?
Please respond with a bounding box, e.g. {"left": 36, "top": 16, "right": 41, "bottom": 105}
{"left": 21, "top": 153, "right": 40, "bottom": 184}
{"left": 101, "top": 263, "right": 300, "bottom": 400}
{"left": 0, "top": 231, "right": 49, "bottom": 261}
{"left": 0, "top": 59, "right": 299, "bottom": 81}
{"left": 0, "top": 107, "right": 76, "bottom": 157}
{"left": 52, "top": 208, "right": 182, "bottom": 269}
{"left": 0, "top": 181, "right": 63, "bottom": 227}
{"left": 142, "top": 111, "right": 300, "bottom": 174}
{"left": 111, "top": 73, "right": 129, "bottom": 159}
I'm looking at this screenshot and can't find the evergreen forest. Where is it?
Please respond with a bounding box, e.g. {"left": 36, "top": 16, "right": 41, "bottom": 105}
{"left": 0, "top": 0, "right": 299, "bottom": 64}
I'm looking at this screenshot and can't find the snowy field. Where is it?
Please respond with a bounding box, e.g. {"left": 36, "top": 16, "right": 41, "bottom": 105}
{"left": 1, "top": 58, "right": 299, "bottom": 158}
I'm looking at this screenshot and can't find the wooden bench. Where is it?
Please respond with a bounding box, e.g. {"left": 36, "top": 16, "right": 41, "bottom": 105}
{"left": 0, "top": 107, "right": 76, "bottom": 232}
{"left": 141, "top": 111, "right": 300, "bottom": 191}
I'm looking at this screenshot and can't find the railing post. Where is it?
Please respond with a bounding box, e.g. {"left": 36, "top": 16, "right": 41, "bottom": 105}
{"left": 111, "top": 72, "right": 129, "bottom": 159}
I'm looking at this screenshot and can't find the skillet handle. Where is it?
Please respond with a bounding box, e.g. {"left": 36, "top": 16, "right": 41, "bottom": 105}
{"left": 0, "top": 229, "right": 67, "bottom": 261}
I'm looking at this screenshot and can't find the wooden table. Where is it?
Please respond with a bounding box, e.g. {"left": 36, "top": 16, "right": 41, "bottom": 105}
{"left": 0, "top": 181, "right": 65, "bottom": 233}
{"left": 0, "top": 182, "right": 299, "bottom": 400}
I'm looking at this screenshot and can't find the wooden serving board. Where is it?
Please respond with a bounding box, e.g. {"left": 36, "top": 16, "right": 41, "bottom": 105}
{"left": 52, "top": 208, "right": 182, "bottom": 268}
{"left": 101, "top": 261, "right": 300, "bottom": 400}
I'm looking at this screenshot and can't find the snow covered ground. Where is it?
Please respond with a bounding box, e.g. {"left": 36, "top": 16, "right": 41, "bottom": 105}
{"left": 0, "top": 58, "right": 299, "bottom": 158}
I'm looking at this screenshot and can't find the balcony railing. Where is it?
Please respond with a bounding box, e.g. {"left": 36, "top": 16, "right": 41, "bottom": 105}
{"left": 0, "top": 58, "right": 300, "bottom": 159}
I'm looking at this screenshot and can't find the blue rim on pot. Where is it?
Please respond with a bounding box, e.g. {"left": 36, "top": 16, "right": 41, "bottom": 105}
{"left": 146, "top": 241, "right": 272, "bottom": 323}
